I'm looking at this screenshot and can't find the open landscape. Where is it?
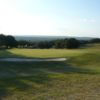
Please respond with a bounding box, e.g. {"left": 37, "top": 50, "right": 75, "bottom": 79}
{"left": 0, "top": 0, "right": 100, "bottom": 100}
{"left": 0, "top": 44, "right": 100, "bottom": 100}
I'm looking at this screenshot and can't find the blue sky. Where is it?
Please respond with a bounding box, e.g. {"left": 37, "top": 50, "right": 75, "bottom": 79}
{"left": 0, "top": 0, "right": 100, "bottom": 37}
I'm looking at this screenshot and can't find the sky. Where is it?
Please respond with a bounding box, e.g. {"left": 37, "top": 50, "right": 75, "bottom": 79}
{"left": 0, "top": 0, "right": 100, "bottom": 37}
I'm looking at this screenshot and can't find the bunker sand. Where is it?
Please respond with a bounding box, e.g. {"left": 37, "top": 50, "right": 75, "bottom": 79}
{"left": 0, "top": 58, "right": 67, "bottom": 62}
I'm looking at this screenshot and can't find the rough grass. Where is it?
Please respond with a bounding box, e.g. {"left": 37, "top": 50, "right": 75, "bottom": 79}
{"left": 0, "top": 44, "right": 100, "bottom": 100}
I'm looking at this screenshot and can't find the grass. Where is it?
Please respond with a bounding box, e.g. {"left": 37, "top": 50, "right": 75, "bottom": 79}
{"left": 0, "top": 44, "right": 100, "bottom": 100}
{"left": 0, "top": 48, "right": 87, "bottom": 58}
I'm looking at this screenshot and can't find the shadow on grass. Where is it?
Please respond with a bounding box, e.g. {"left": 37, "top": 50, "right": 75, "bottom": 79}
{"left": 0, "top": 60, "right": 100, "bottom": 99}
{"left": 0, "top": 49, "right": 44, "bottom": 59}
{"left": 0, "top": 62, "right": 51, "bottom": 99}
{"left": 0, "top": 49, "right": 26, "bottom": 58}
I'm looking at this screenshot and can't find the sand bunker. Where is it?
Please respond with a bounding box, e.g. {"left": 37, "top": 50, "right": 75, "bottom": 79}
{"left": 0, "top": 58, "right": 67, "bottom": 62}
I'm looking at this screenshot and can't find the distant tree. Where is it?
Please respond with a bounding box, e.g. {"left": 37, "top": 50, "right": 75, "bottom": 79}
{"left": 38, "top": 41, "right": 52, "bottom": 49}
{"left": 80, "top": 40, "right": 89, "bottom": 44}
{"left": 17, "top": 40, "right": 29, "bottom": 48}
{"left": 6, "top": 35, "right": 17, "bottom": 48}
{"left": 90, "top": 38, "right": 100, "bottom": 43}
{"left": 63, "top": 38, "right": 68, "bottom": 48}
{"left": 37, "top": 42, "right": 43, "bottom": 49}
{"left": 31, "top": 42, "right": 39, "bottom": 48}
{"left": 54, "top": 39, "right": 65, "bottom": 48}
{"left": 0, "top": 34, "right": 6, "bottom": 48}
{"left": 66, "top": 38, "right": 80, "bottom": 49}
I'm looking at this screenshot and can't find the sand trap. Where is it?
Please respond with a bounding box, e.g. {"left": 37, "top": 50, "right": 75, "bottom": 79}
{"left": 0, "top": 58, "right": 67, "bottom": 62}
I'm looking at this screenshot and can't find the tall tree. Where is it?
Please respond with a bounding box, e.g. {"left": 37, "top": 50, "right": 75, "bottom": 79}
{"left": 6, "top": 35, "right": 17, "bottom": 48}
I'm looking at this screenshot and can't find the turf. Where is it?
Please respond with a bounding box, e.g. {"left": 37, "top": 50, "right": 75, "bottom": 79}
{"left": 0, "top": 44, "right": 100, "bottom": 100}
{"left": 0, "top": 48, "right": 86, "bottom": 58}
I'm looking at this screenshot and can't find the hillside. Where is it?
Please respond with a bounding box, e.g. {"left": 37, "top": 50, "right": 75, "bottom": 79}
{"left": 15, "top": 36, "right": 93, "bottom": 42}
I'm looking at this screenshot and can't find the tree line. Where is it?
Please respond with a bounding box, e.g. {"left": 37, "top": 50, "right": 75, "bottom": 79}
{"left": 17, "top": 38, "right": 80, "bottom": 49}
{"left": 0, "top": 34, "right": 100, "bottom": 49}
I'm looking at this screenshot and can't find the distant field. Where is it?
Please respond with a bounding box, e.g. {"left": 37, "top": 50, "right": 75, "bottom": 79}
{"left": 0, "top": 44, "right": 100, "bottom": 100}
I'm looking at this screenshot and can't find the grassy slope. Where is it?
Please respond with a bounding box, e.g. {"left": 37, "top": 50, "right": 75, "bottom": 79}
{"left": 0, "top": 44, "right": 100, "bottom": 100}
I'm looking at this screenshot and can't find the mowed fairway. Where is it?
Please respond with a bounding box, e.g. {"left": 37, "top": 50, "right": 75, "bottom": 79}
{"left": 0, "top": 44, "right": 100, "bottom": 100}
{"left": 0, "top": 48, "right": 87, "bottom": 58}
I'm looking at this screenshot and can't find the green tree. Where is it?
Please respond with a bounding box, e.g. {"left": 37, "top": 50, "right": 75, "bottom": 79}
{"left": 6, "top": 35, "right": 17, "bottom": 48}
{"left": 0, "top": 34, "right": 6, "bottom": 48}
{"left": 90, "top": 38, "right": 100, "bottom": 43}
{"left": 54, "top": 39, "right": 65, "bottom": 48}
{"left": 66, "top": 38, "right": 80, "bottom": 49}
